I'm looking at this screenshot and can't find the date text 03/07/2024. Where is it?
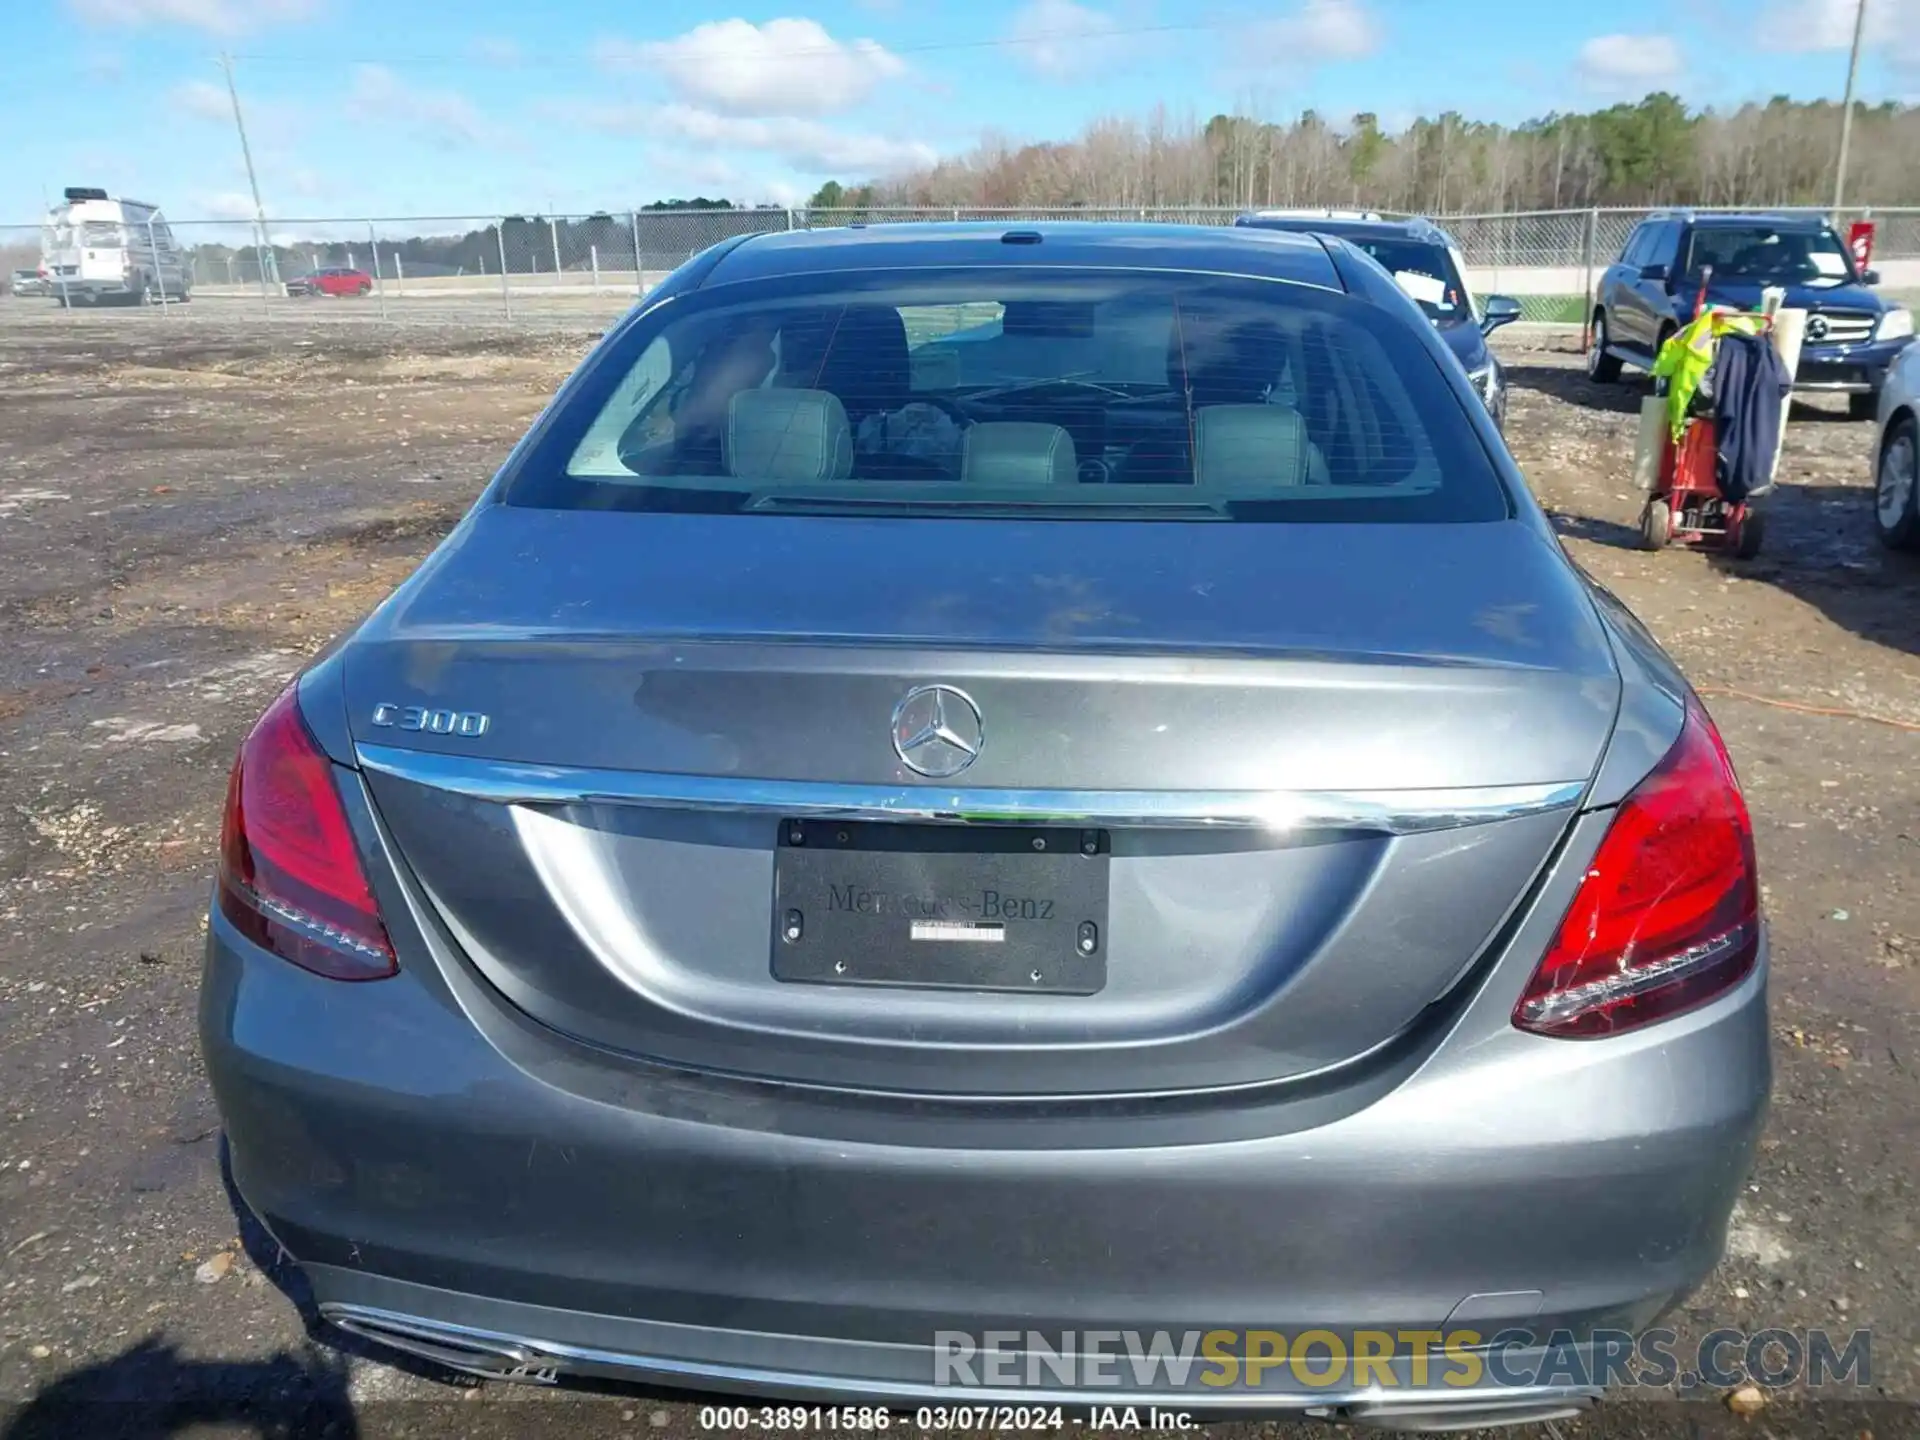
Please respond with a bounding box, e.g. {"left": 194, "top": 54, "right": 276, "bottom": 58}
{"left": 697, "top": 1406, "right": 1196, "bottom": 1431}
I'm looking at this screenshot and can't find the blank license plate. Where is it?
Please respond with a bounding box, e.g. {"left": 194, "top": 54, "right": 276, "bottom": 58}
{"left": 771, "top": 819, "right": 1110, "bottom": 995}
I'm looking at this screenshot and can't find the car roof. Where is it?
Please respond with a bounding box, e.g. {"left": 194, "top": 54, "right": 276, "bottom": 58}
{"left": 1653, "top": 211, "right": 1832, "bottom": 230}
{"left": 1234, "top": 213, "right": 1454, "bottom": 246}
{"left": 703, "top": 221, "right": 1345, "bottom": 292}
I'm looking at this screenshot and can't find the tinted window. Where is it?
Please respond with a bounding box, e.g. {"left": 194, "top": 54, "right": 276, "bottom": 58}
{"left": 508, "top": 268, "right": 1507, "bottom": 523}
{"left": 1334, "top": 239, "right": 1470, "bottom": 321}
{"left": 1619, "top": 224, "right": 1653, "bottom": 267}
{"left": 1644, "top": 221, "right": 1682, "bottom": 268}
{"left": 1682, "top": 224, "right": 1856, "bottom": 286}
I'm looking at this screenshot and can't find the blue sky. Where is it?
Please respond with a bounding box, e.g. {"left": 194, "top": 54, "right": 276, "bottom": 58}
{"left": 2, "top": 0, "right": 1916, "bottom": 227}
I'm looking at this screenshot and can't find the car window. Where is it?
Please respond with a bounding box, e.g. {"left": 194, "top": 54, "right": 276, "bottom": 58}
{"left": 510, "top": 268, "right": 1509, "bottom": 524}
{"left": 1645, "top": 221, "right": 1682, "bottom": 269}
{"left": 1619, "top": 225, "right": 1651, "bottom": 268}
{"left": 1338, "top": 239, "right": 1470, "bottom": 321}
{"left": 1682, "top": 225, "right": 1856, "bottom": 286}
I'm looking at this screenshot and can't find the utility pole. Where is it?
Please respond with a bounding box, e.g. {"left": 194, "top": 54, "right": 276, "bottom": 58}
{"left": 1833, "top": 0, "right": 1869, "bottom": 212}
{"left": 219, "top": 52, "right": 276, "bottom": 288}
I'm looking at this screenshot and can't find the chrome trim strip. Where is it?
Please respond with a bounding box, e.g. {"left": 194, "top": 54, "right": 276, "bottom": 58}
{"left": 319, "top": 1302, "right": 1602, "bottom": 1417}
{"left": 355, "top": 744, "right": 1586, "bottom": 835}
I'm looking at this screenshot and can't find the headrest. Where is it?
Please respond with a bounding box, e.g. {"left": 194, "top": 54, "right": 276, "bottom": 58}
{"left": 724, "top": 389, "right": 853, "bottom": 482}
{"left": 1169, "top": 318, "right": 1290, "bottom": 406}
{"left": 961, "top": 422, "right": 1077, "bottom": 486}
{"left": 1193, "top": 405, "right": 1323, "bottom": 491}
{"left": 784, "top": 304, "right": 910, "bottom": 421}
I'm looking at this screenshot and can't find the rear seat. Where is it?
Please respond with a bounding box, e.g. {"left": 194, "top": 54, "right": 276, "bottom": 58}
{"left": 960, "top": 422, "right": 1077, "bottom": 486}
{"left": 1193, "top": 404, "right": 1331, "bottom": 490}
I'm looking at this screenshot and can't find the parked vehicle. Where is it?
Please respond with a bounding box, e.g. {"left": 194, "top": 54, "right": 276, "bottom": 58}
{"left": 1872, "top": 341, "right": 1920, "bottom": 550}
{"left": 202, "top": 222, "right": 1768, "bottom": 1426}
{"left": 1589, "top": 211, "right": 1913, "bottom": 419}
{"left": 1233, "top": 211, "right": 1522, "bottom": 430}
{"left": 285, "top": 267, "right": 374, "bottom": 298}
{"left": 39, "top": 186, "right": 192, "bottom": 305}
{"left": 8, "top": 268, "right": 49, "bottom": 297}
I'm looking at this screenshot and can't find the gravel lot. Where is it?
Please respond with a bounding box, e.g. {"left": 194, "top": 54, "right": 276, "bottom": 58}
{"left": 0, "top": 306, "right": 1917, "bottom": 1439}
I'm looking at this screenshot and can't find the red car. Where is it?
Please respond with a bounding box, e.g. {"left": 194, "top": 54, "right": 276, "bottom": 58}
{"left": 285, "top": 267, "right": 373, "bottom": 298}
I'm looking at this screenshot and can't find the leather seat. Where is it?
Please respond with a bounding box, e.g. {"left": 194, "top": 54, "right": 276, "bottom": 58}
{"left": 1192, "top": 405, "right": 1330, "bottom": 491}
{"left": 1120, "top": 317, "right": 1294, "bottom": 483}
{"left": 723, "top": 389, "right": 854, "bottom": 482}
{"left": 780, "top": 304, "right": 950, "bottom": 480}
{"left": 961, "top": 422, "right": 1077, "bottom": 486}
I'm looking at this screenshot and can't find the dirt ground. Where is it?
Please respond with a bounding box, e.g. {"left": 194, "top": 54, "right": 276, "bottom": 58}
{"left": 0, "top": 309, "right": 1917, "bottom": 1440}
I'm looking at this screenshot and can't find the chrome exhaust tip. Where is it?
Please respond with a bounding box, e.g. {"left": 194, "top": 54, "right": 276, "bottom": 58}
{"left": 1327, "top": 1395, "right": 1597, "bottom": 1432}
{"left": 320, "top": 1303, "right": 565, "bottom": 1385}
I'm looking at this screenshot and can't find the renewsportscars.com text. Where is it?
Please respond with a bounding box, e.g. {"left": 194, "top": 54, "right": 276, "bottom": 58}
{"left": 932, "top": 1327, "right": 1872, "bottom": 1392}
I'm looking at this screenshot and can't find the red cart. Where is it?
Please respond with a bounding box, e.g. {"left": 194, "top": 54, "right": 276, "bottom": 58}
{"left": 1639, "top": 409, "right": 1766, "bottom": 558}
{"left": 1638, "top": 280, "right": 1772, "bottom": 558}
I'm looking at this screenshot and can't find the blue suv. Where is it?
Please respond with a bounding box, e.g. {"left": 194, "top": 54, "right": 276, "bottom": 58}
{"left": 1589, "top": 211, "right": 1915, "bottom": 419}
{"left": 1231, "top": 211, "right": 1521, "bottom": 430}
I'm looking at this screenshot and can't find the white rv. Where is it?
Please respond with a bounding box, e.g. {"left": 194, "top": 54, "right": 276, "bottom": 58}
{"left": 40, "top": 187, "right": 192, "bottom": 306}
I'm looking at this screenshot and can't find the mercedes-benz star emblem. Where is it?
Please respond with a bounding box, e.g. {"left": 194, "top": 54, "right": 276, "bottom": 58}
{"left": 1807, "top": 314, "right": 1829, "bottom": 342}
{"left": 891, "top": 685, "right": 984, "bottom": 778}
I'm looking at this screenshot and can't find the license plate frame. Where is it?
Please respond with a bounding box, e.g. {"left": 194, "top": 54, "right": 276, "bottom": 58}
{"left": 771, "top": 819, "right": 1110, "bottom": 995}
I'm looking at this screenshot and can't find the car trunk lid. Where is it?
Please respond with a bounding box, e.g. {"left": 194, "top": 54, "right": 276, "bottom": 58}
{"left": 347, "top": 505, "right": 1616, "bottom": 1097}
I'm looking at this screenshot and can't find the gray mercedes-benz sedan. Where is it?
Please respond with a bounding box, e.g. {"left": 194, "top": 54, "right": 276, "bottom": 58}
{"left": 202, "top": 223, "right": 1769, "bottom": 1428}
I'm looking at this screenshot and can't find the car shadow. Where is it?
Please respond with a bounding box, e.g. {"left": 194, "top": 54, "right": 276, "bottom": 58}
{"left": 1545, "top": 511, "right": 1648, "bottom": 551}
{"left": 1504, "top": 360, "right": 1648, "bottom": 415}
{"left": 1506, "top": 357, "right": 1866, "bottom": 427}
{"left": 0, "top": 1339, "right": 358, "bottom": 1440}
{"left": 1547, "top": 475, "right": 1919, "bottom": 659}
{"left": 1703, "top": 480, "right": 1920, "bottom": 658}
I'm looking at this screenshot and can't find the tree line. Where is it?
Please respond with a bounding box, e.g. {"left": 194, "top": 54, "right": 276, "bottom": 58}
{"left": 808, "top": 94, "right": 1920, "bottom": 215}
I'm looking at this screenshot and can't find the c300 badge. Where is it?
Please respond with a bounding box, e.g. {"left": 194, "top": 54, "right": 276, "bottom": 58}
{"left": 370, "top": 703, "right": 490, "bottom": 738}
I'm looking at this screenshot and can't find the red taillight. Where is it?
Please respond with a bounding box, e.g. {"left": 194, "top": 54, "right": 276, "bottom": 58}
{"left": 217, "top": 685, "right": 397, "bottom": 980}
{"left": 1515, "top": 698, "right": 1759, "bottom": 1038}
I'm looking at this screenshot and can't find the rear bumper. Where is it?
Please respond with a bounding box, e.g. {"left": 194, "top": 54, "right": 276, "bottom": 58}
{"left": 52, "top": 278, "right": 136, "bottom": 297}
{"left": 311, "top": 1285, "right": 1601, "bottom": 1429}
{"left": 204, "top": 878, "right": 1770, "bottom": 1412}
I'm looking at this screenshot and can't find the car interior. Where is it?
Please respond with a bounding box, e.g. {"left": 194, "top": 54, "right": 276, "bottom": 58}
{"left": 571, "top": 292, "right": 1445, "bottom": 502}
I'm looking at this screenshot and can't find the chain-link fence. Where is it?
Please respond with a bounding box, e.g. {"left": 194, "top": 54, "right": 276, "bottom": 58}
{"left": 7, "top": 204, "right": 1920, "bottom": 328}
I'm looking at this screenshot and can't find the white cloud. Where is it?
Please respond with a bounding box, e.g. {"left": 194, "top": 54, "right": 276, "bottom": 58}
{"left": 190, "top": 190, "right": 262, "bottom": 221}
{"left": 1006, "top": 0, "right": 1139, "bottom": 82}
{"left": 568, "top": 101, "right": 935, "bottom": 175}
{"left": 595, "top": 18, "right": 906, "bottom": 117}
{"left": 1758, "top": 0, "right": 1873, "bottom": 51}
{"left": 68, "top": 0, "right": 315, "bottom": 35}
{"left": 1757, "top": 0, "right": 1920, "bottom": 68}
{"left": 345, "top": 65, "right": 500, "bottom": 150}
{"left": 170, "top": 79, "right": 230, "bottom": 121}
{"left": 1574, "top": 33, "right": 1685, "bottom": 93}
{"left": 642, "top": 148, "right": 748, "bottom": 194}
{"left": 1240, "top": 0, "right": 1381, "bottom": 68}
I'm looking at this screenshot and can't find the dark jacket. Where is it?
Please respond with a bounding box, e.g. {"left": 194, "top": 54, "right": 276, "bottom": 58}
{"left": 1709, "top": 333, "right": 1792, "bottom": 504}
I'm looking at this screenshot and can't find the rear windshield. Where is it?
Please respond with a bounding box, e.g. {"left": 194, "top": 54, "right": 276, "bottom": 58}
{"left": 505, "top": 268, "right": 1508, "bottom": 523}
{"left": 81, "top": 221, "right": 124, "bottom": 247}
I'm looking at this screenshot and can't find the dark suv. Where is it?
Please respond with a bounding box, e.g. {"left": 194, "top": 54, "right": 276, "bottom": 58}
{"left": 1232, "top": 212, "right": 1521, "bottom": 430}
{"left": 1589, "top": 211, "right": 1914, "bottom": 419}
